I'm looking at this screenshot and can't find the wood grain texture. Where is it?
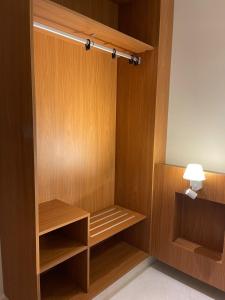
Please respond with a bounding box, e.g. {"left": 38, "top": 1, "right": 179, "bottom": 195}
{"left": 0, "top": 1, "right": 39, "bottom": 299}
{"left": 116, "top": 52, "right": 156, "bottom": 253}
{"left": 39, "top": 200, "right": 89, "bottom": 235}
{"left": 116, "top": 0, "right": 173, "bottom": 253}
{"left": 89, "top": 240, "right": 148, "bottom": 296}
{"left": 173, "top": 238, "right": 222, "bottom": 263}
{"left": 152, "top": 164, "right": 225, "bottom": 291}
{"left": 40, "top": 233, "right": 88, "bottom": 273}
{"left": 118, "top": 0, "right": 160, "bottom": 46}
{"left": 41, "top": 250, "right": 89, "bottom": 298}
{"left": 152, "top": 0, "right": 174, "bottom": 164}
{"left": 89, "top": 206, "right": 146, "bottom": 246}
{"left": 51, "top": 0, "right": 119, "bottom": 29}
{"left": 33, "top": 0, "right": 153, "bottom": 54}
{"left": 174, "top": 193, "right": 225, "bottom": 253}
{"left": 40, "top": 240, "right": 147, "bottom": 299}
{"left": 34, "top": 30, "right": 117, "bottom": 213}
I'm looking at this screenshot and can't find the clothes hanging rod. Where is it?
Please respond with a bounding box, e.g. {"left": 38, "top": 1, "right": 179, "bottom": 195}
{"left": 33, "top": 22, "right": 141, "bottom": 65}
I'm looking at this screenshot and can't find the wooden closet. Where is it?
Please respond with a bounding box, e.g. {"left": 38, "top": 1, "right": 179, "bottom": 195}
{"left": 0, "top": 0, "right": 173, "bottom": 299}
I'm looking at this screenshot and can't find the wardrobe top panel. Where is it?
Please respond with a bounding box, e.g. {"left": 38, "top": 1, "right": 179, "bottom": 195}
{"left": 33, "top": 0, "right": 153, "bottom": 54}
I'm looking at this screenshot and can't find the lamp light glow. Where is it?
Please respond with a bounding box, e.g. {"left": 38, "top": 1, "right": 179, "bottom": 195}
{"left": 183, "top": 164, "right": 205, "bottom": 192}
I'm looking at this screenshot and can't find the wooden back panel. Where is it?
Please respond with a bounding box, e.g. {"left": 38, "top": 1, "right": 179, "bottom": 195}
{"left": 34, "top": 30, "right": 117, "bottom": 213}
{"left": 52, "top": 0, "right": 119, "bottom": 29}
{"left": 152, "top": 164, "right": 225, "bottom": 291}
{"left": 0, "top": 1, "right": 39, "bottom": 299}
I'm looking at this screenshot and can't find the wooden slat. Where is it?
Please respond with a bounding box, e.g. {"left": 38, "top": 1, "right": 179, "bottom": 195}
{"left": 39, "top": 200, "right": 89, "bottom": 236}
{"left": 89, "top": 206, "right": 146, "bottom": 246}
{"left": 33, "top": 0, "right": 153, "bottom": 54}
{"left": 40, "top": 232, "right": 88, "bottom": 273}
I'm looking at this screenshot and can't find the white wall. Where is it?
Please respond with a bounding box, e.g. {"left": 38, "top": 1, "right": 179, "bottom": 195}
{"left": 166, "top": 0, "right": 225, "bottom": 173}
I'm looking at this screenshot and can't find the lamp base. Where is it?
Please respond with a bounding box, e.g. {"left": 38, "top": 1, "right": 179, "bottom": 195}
{"left": 190, "top": 180, "right": 203, "bottom": 191}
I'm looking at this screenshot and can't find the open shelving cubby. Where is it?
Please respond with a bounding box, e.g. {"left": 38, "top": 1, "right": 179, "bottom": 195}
{"left": 39, "top": 200, "right": 89, "bottom": 297}
{"left": 89, "top": 237, "right": 148, "bottom": 296}
{"left": 39, "top": 200, "right": 147, "bottom": 299}
{"left": 173, "top": 193, "right": 225, "bottom": 263}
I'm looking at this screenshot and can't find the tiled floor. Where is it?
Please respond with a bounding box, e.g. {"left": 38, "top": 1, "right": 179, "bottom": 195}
{"left": 97, "top": 261, "right": 225, "bottom": 300}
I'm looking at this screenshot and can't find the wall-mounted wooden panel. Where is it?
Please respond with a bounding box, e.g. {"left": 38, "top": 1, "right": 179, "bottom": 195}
{"left": 0, "top": 1, "right": 39, "bottom": 299}
{"left": 34, "top": 30, "right": 117, "bottom": 213}
{"left": 152, "top": 164, "right": 225, "bottom": 291}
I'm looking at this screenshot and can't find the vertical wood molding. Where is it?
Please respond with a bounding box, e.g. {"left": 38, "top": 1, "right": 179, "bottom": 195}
{"left": 0, "top": 1, "right": 39, "bottom": 299}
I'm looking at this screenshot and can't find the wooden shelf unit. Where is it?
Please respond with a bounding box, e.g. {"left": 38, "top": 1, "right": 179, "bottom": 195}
{"left": 33, "top": 0, "right": 153, "bottom": 55}
{"left": 0, "top": 0, "right": 174, "bottom": 298}
{"left": 41, "top": 239, "right": 148, "bottom": 300}
{"left": 39, "top": 199, "right": 89, "bottom": 236}
{"left": 40, "top": 232, "right": 88, "bottom": 273}
{"left": 39, "top": 200, "right": 89, "bottom": 276}
{"left": 90, "top": 239, "right": 148, "bottom": 295}
{"left": 41, "top": 251, "right": 89, "bottom": 299}
{"left": 90, "top": 206, "right": 146, "bottom": 246}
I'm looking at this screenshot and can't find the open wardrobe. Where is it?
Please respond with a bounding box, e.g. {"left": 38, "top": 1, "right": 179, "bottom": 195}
{"left": 1, "top": 0, "right": 173, "bottom": 299}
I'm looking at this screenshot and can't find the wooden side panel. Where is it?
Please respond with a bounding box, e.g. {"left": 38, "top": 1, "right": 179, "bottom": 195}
{"left": 34, "top": 30, "right": 117, "bottom": 213}
{"left": 52, "top": 0, "right": 119, "bottom": 29}
{"left": 153, "top": 0, "right": 174, "bottom": 164}
{"left": 115, "top": 0, "right": 174, "bottom": 253}
{"left": 152, "top": 164, "right": 225, "bottom": 291}
{"left": 116, "top": 52, "right": 157, "bottom": 252}
{"left": 0, "top": 1, "right": 39, "bottom": 299}
{"left": 118, "top": 0, "right": 160, "bottom": 46}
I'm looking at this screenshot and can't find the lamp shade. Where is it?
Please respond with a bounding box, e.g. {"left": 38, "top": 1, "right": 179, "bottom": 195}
{"left": 183, "top": 164, "right": 205, "bottom": 181}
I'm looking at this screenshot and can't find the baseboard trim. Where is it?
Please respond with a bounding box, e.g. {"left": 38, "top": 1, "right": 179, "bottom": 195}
{"left": 94, "top": 256, "right": 156, "bottom": 300}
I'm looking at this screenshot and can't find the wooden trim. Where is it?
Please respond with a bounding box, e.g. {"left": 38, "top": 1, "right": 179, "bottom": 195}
{"left": 0, "top": 1, "right": 39, "bottom": 299}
